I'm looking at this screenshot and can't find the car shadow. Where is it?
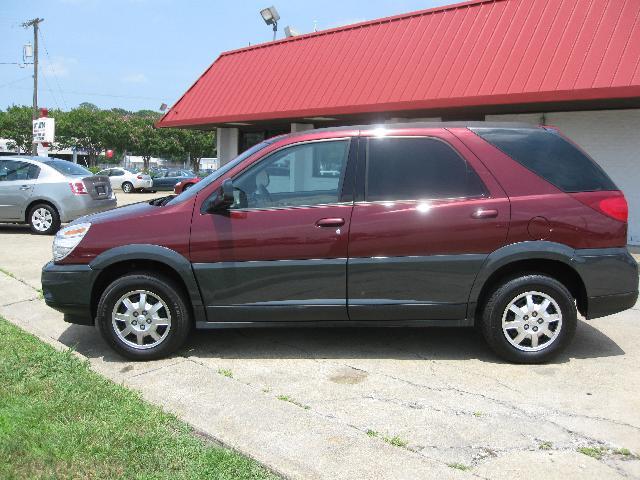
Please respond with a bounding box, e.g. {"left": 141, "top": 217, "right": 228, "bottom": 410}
{"left": 0, "top": 224, "right": 32, "bottom": 234}
{"left": 57, "top": 318, "right": 624, "bottom": 365}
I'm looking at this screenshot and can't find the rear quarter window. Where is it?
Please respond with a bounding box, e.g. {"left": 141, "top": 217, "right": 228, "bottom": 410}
{"left": 44, "top": 159, "right": 92, "bottom": 177}
{"left": 471, "top": 127, "right": 617, "bottom": 192}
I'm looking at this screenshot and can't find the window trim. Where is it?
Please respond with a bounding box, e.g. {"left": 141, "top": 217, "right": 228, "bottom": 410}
{"left": 228, "top": 137, "right": 354, "bottom": 212}
{"left": 363, "top": 135, "right": 489, "bottom": 203}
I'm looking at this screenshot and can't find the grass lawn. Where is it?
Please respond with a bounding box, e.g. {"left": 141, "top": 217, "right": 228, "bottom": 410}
{"left": 0, "top": 317, "right": 278, "bottom": 480}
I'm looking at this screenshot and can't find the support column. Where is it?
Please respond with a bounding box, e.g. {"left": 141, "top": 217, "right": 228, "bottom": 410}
{"left": 291, "top": 123, "right": 314, "bottom": 133}
{"left": 216, "top": 127, "right": 239, "bottom": 166}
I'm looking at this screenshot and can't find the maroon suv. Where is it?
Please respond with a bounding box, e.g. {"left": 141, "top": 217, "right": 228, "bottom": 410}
{"left": 42, "top": 122, "right": 639, "bottom": 363}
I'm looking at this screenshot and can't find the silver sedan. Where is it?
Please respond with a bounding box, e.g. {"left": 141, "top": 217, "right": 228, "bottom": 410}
{"left": 0, "top": 156, "right": 117, "bottom": 234}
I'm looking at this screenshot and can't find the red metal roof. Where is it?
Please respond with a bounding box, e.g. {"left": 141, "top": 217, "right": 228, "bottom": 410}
{"left": 158, "top": 0, "right": 640, "bottom": 128}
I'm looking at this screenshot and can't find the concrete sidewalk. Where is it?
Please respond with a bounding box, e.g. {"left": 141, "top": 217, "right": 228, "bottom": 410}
{"left": 0, "top": 271, "right": 466, "bottom": 480}
{"left": 2, "top": 268, "right": 639, "bottom": 479}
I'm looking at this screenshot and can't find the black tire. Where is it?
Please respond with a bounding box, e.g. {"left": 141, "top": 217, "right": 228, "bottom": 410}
{"left": 96, "top": 273, "right": 191, "bottom": 360}
{"left": 122, "top": 181, "right": 134, "bottom": 193}
{"left": 480, "top": 274, "right": 577, "bottom": 364}
{"left": 28, "top": 203, "right": 60, "bottom": 235}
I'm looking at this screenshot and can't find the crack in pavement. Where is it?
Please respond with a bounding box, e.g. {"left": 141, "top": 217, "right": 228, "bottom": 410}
{"left": 1, "top": 296, "right": 41, "bottom": 307}
{"left": 127, "top": 358, "right": 189, "bottom": 378}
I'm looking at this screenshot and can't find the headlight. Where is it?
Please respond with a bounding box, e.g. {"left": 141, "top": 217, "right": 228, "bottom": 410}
{"left": 52, "top": 223, "right": 91, "bottom": 261}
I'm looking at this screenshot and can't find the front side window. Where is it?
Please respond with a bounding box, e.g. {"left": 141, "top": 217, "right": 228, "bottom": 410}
{"left": 232, "top": 139, "right": 350, "bottom": 209}
{"left": 366, "top": 137, "right": 487, "bottom": 202}
{"left": 0, "top": 160, "right": 40, "bottom": 181}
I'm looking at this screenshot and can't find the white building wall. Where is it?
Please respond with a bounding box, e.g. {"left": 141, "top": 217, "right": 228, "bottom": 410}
{"left": 487, "top": 109, "right": 640, "bottom": 245}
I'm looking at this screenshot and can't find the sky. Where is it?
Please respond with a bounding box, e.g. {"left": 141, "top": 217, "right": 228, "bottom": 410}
{"left": 0, "top": 0, "right": 452, "bottom": 113}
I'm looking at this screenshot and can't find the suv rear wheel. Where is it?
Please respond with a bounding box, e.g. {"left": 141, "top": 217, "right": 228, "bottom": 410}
{"left": 28, "top": 203, "right": 60, "bottom": 235}
{"left": 480, "top": 274, "right": 577, "bottom": 363}
{"left": 96, "top": 273, "right": 191, "bottom": 360}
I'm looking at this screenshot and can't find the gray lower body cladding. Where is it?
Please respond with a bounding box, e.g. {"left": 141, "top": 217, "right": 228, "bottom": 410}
{"left": 41, "top": 246, "right": 638, "bottom": 327}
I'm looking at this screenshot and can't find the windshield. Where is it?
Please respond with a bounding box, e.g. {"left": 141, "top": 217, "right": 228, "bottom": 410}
{"left": 44, "top": 159, "right": 92, "bottom": 176}
{"left": 166, "top": 141, "right": 272, "bottom": 206}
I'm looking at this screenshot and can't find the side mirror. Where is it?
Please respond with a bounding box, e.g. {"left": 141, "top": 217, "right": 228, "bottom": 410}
{"left": 205, "top": 178, "right": 235, "bottom": 213}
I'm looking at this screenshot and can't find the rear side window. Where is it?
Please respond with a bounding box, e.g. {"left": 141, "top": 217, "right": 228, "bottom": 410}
{"left": 44, "top": 159, "right": 92, "bottom": 176}
{"left": 366, "top": 137, "right": 487, "bottom": 201}
{"left": 471, "top": 128, "right": 617, "bottom": 192}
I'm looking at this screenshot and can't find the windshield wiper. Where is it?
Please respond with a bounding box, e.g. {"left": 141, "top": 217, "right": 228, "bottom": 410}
{"left": 149, "top": 195, "right": 176, "bottom": 206}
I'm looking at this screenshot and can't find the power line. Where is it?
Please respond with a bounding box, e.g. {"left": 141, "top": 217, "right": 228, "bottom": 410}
{"left": 39, "top": 69, "right": 61, "bottom": 110}
{"left": 39, "top": 27, "right": 68, "bottom": 110}
{"left": 10, "top": 85, "right": 163, "bottom": 102}
{"left": 0, "top": 76, "right": 31, "bottom": 89}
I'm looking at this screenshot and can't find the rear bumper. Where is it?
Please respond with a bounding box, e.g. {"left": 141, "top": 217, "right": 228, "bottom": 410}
{"left": 587, "top": 291, "right": 638, "bottom": 320}
{"left": 134, "top": 179, "right": 153, "bottom": 190}
{"left": 41, "top": 261, "right": 95, "bottom": 325}
{"left": 573, "top": 248, "right": 639, "bottom": 319}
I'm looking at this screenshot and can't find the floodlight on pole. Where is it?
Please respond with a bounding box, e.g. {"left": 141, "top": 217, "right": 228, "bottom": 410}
{"left": 260, "top": 6, "right": 280, "bottom": 41}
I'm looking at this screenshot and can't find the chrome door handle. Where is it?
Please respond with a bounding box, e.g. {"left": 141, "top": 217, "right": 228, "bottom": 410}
{"left": 471, "top": 209, "right": 498, "bottom": 219}
{"left": 19, "top": 185, "right": 31, "bottom": 191}
{"left": 316, "top": 217, "right": 345, "bottom": 227}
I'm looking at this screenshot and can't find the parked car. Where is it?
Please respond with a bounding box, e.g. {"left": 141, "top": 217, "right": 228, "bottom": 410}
{"left": 151, "top": 169, "right": 197, "bottom": 191}
{"left": 97, "top": 167, "right": 153, "bottom": 193}
{"left": 42, "top": 122, "right": 638, "bottom": 362}
{"left": 173, "top": 177, "right": 201, "bottom": 194}
{"left": 0, "top": 156, "right": 116, "bottom": 235}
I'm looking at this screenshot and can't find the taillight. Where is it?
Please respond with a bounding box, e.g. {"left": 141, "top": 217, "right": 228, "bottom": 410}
{"left": 69, "top": 182, "right": 88, "bottom": 195}
{"left": 598, "top": 196, "right": 628, "bottom": 222}
{"left": 572, "top": 191, "right": 628, "bottom": 222}
{"left": 137, "top": 175, "right": 143, "bottom": 179}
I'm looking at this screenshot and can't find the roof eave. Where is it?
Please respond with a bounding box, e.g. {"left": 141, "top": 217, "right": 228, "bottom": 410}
{"left": 156, "top": 86, "right": 640, "bottom": 128}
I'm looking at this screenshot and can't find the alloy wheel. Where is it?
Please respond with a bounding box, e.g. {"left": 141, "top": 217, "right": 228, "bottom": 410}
{"left": 31, "top": 207, "right": 53, "bottom": 232}
{"left": 111, "top": 290, "right": 172, "bottom": 349}
{"left": 501, "top": 291, "right": 563, "bottom": 352}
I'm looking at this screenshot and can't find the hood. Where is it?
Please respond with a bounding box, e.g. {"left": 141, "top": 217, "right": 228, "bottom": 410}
{"left": 72, "top": 199, "right": 161, "bottom": 225}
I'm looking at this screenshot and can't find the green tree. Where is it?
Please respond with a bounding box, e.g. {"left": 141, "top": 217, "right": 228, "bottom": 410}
{"left": 0, "top": 105, "right": 33, "bottom": 154}
{"left": 55, "top": 105, "right": 110, "bottom": 167}
{"left": 125, "top": 113, "right": 167, "bottom": 171}
{"left": 174, "top": 129, "right": 216, "bottom": 173}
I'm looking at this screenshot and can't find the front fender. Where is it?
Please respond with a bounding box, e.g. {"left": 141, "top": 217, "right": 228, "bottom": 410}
{"left": 90, "top": 244, "right": 205, "bottom": 322}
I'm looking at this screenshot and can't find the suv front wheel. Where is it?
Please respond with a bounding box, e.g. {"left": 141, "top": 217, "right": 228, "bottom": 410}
{"left": 480, "top": 274, "right": 577, "bottom": 364}
{"left": 96, "top": 273, "right": 191, "bottom": 360}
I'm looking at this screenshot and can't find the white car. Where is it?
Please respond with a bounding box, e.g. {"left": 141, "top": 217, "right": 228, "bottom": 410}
{"left": 97, "top": 168, "right": 153, "bottom": 193}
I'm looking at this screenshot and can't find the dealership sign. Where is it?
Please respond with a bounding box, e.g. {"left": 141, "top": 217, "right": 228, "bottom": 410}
{"left": 33, "top": 117, "right": 55, "bottom": 143}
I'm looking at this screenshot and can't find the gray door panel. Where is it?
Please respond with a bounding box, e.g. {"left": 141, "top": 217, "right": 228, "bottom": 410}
{"left": 193, "top": 259, "right": 348, "bottom": 321}
{"left": 347, "top": 254, "right": 487, "bottom": 320}
{"left": 0, "top": 160, "right": 38, "bottom": 220}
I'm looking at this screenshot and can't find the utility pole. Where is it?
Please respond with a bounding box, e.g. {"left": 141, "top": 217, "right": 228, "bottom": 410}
{"left": 22, "top": 17, "right": 44, "bottom": 156}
